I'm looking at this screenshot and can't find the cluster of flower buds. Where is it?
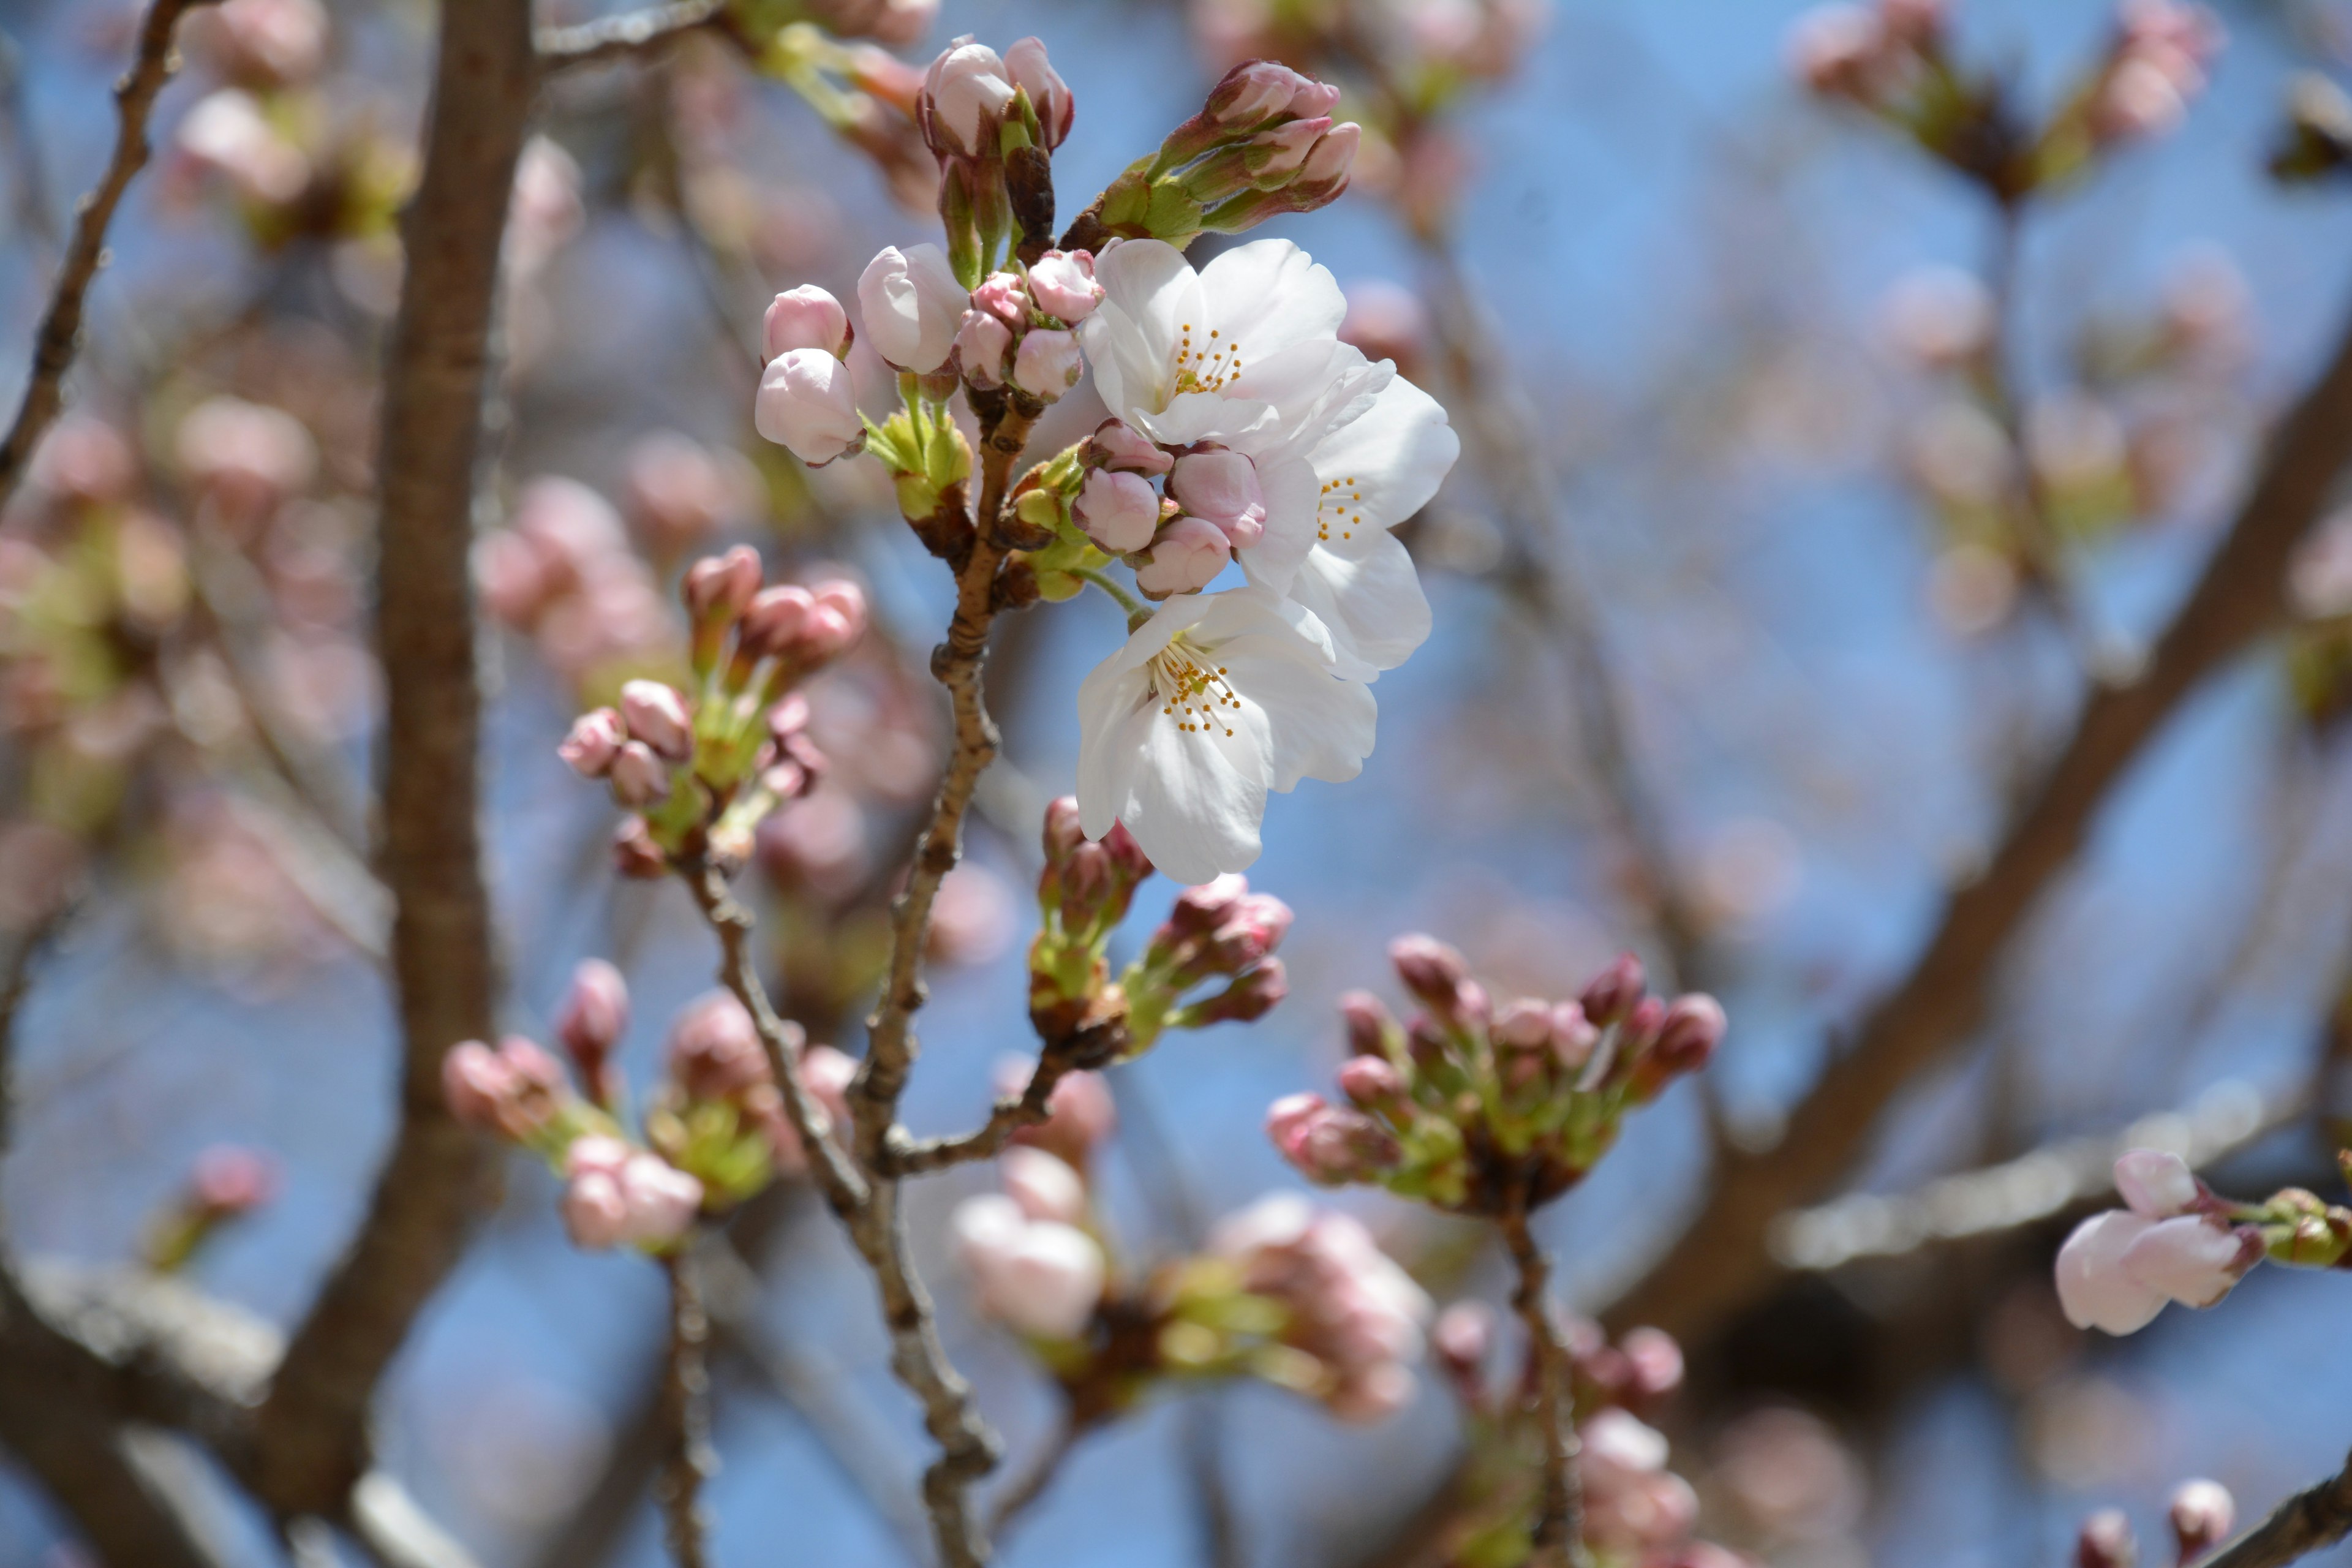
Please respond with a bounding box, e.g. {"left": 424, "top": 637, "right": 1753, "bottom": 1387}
{"left": 1430, "top": 1300, "right": 1681, "bottom": 1420}
{"left": 756, "top": 281, "right": 865, "bottom": 469}
{"left": 2076, "top": 1480, "right": 2237, "bottom": 1568}
{"left": 1065, "top": 60, "right": 1356, "bottom": 252}
{"left": 1028, "top": 797, "right": 1156, "bottom": 1061}
{"left": 916, "top": 36, "right": 1071, "bottom": 284}
{"left": 476, "top": 476, "right": 678, "bottom": 692}
{"left": 443, "top": 960, "right": 863, "bottom": 1253}
{"left": 558, "top": 545, "right": 865, "bottom": 877}
{"left": 1788, "top": 0, "right": 2222, "bottom": 200}
{"left": 141, "top": 1144, "right": 282, "bottom": 1272}
{"left": 2056, "top": 1147, "right": 2352, "bottom": 1335}
{"left": 952, "top": 250, "right": 1099, "bottom": 404}
{"left": 645, "top": 990, "right": 859, "bottom": 1207}
{"left": 1268, "top": 943, "right": 1724, "bottom": 1213}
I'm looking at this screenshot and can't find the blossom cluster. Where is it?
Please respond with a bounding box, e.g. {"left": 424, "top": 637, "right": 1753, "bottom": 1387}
{"left": 750, "top": 39, "right": 1455, "bottom": 885}
{"left": 1787, "top": 0, "right": 2224, "bottom": 198}
{"left": 2075, "top": 1480, "right": 2237, "bottom": 1568}
{"left": 443, "top": 959, "right": 859, "bottom": 1251}
{"left": 2054, "top": 1147, "right": 2352, "bottom": 1335}
{"left": 557, "top": 545, "right": 868, "bottom": 877}
{"left": 1267, "top": 942, "right": 1725, "bottom": 1212}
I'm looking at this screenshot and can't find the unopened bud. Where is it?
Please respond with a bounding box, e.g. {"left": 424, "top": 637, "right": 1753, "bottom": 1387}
{"left": 1169, "top": 872, "right": 1249, "bottom": 935}
{"left": 560, "top": 707, "right": 626, "bottom": 777}
{"left": 612, "top": 816, "right": 668, "bottom": 878}
{"left": 2078, "top": 1510, "right": 2138, "bottom": 1568}
{"left": 1099, "top": 821, "right": 1153, "bottom": 881}
{"left": 1432, "top": 1300, "right": 1493, "bottom": 1393}
{"left": 1042, "top": 794, "right": 1087, "bottom": 862}
{"left": 1338, "top": 1054, "right": 1405, "bottom": 1109}
{"left": 684, "top": 545, "right": 763, "bottom": 622}
{"left": 1188, "top": 959, "right": 1288, "bottom": 1025}
{"left": 1490, "top": 997, "right": 1552, "bottom": 1051}
{"left": 1579, "top": 952, "right": 1645, "bottom": 1025}
{"left": 189, "top": 1144, "right": 280, "bottom": 1216}
{"left": 1389, "top": 934, "right": 1476, "bottom": 1022}
{"left": 1339, "top": 990, "right": 1396, "bottom": 1057}
{"left": 1265, "top": 1089, "right": 1397, "bottom": 1183}
{"left": 763, "top": 285, "right": 852, "bottom": 359}
{"left": 609, "top": 741, "right": 671, "bottom": 807}
{"left": 556, "top": 957, "right": 630, "bottom": 1069}
{"left": 619, "top": 680, "right": 695, "bottom": 761}
{"left": 667, "top": 991, "right": 773, "bottom": 1101}
{"left": 1652, "top": 994, "right": 1726, "bottom": 1074}
{"left": 1086, "top": 419, "right": 1172, "bottom": 476}
{"left": 2170, "top": 1480, "right": 2234, "bottom": 1562}
{"left": 1206, "top": 893, "right": 1292, "bottom": 971}
{"left": 1619, "top": 1326, "right": 1684, "bottom": 1402}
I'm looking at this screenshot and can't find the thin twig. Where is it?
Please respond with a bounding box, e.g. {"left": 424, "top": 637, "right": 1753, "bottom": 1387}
{"left": 657, "top": 1250, "right": 715, "bottom": 1568}
{"left": 884, "top": 1053, "right": 1074, "bottom": 1175}
{"left": 1604, "top": 272, "right": 2352, "bottom": 1346}
{"left": 1498, "top": 1201, "right": 1582, "bottom": 1568}
{"left": 0, "top": 0, "right": 217, "bottom": 516}
{"left": 2202, "top": 1448, "right": 2352, "bottom": 1568}
{"left": 537, "top": 0, "right": 729, "bottom": 72}
{"left": 250, "top": 0, "right": 533, "bottom": 1517}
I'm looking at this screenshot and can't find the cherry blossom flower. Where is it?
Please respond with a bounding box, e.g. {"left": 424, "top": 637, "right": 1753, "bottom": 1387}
{"left": 1076, "top": 586, "right": 1375, "bottom": 883}
{"left": 756, "top": 350, "right": 864, "bottom": 466}
{"left": 858, "top": 243, "right": 968, "bottom": 371}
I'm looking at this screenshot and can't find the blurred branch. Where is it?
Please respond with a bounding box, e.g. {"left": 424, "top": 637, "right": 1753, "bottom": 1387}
{"left": 1604, "top": 278, "right": 2352, "bottom": 1345}
{"left": 537, "top": 1, "right": 732, "bottom": 72}
{"left": 0, "top": 0, "right": 216, "bottom": 516}
{"left": 2204, "top": 1447, "right": 2352, "bottom": 1568}
{"left": 656, "top": 1251, "right": 715, "bottom": 1568}
{"left": 1771, "top": 1077, "right": 2295, "bottom": 1272}
{"left": 1417, "top": 240, "right": 1709, "bottom": 995}
{"left": 250, "top": 0, "right": 535, "bottom": 1518}
{"left": 1499, "top": 1200, "right": 1580, "bottom": 1568}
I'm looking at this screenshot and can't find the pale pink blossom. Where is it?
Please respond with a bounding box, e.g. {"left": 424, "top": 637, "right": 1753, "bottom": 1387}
{"left": 920, "top": 38, "right": 1016, "bottom": 156}
{"left": 609, "top": 741, "right": 671, "bottom": 807}
{"left": 954, "top": 309, "right": 1014, "bottom": 388}
{"left": 764, "top": 285, "right": 853, "bottom": 358}
{"left": 1076, "top": 468, "right": 1160, "bottom": 553}
{"left": 1005, "top": 36, "right": 1071, "bottom": 148}
{"left": 1001, "top": 1147, "right": 1088, "bottom": 1226}
{"left": 555, "top": 958, "right": 630, "bottom": 1062}
{"left": 2171, "top": 1480, "right": 2236, "bottom": 1558}
{"left": 562, "top": 1137, "right": 704, "bottom": 1248}
{"left": 1210, "top": 1195, "right": 1430, "bottom": 1420}
{"left": 559, "top": 708, "right": 626, "bottom": 777}
{"left": 1087, "top": 419, "right": 1172, "bottom": 475}
{"left": 2120, "top": 1214, "right": 2260, "bottom": 1308}
{"left": 189, "top": 0, "right": 328, "bottom": 86}
{"left": 1170, "top": 449, "right": 1268, "bottom": 549}
{"left": 2056, "top": 1209, "right": 2168, "bottom": 1333}
{"left": 2114, "top": 1148, "right": 2201, "bottom": 1217}
{"left": 756, "top": 349, "right": 865, "bottom": 466}
{"left": 619, "top": 680, "right": 694, "bottom": 761}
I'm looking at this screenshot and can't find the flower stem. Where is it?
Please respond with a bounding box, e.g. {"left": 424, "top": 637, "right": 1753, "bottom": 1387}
{"left": 1499, "top": 1195, "right": 1585, "bottom": 1568}
{"left": 657, "top": 1248, "right": 714, "bottom": 1568}
{"left": 1072, "top": 565, "right": 1148, "bottom": 619}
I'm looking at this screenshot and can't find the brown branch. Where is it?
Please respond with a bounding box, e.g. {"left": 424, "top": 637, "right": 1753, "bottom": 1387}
{"left": 853, "top": 398, "right": 1041, "bottom": 1164}
{"left": 249, "top": 0, "right": 535, "bottom": 1517}
{"left": 1604, "top": 278, "right": 2352, "bottom": 1346}
{"left": 657, "top": 1251, "right": 714, "bottom": 1568}
{"left": 883, "top": 1052, "right": 1074, "bottom": 1175}
{"left": 537, "top": 0, "right": 730, "bottom": 72}
{"left": 1499, "top": 1202, "right": 1581, "bottom": 1568}
{"left": 0, "top": 0, "right": 216, "bottom": 517}
{"left": 2203, "top": 1448, "right": 2352, "bottom": 1568}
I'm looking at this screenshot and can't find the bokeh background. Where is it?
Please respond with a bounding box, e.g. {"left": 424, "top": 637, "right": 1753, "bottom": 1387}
{"left": 7, "top": 0, "right": 2352, "bottom": 1564}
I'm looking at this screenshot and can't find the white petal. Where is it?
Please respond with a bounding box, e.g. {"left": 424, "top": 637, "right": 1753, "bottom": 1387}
{"left": 1236, "top": 451, "right": 1322, "bottom": 593}
{"left": 1198, "top": 239, "right": 1346, "bottom": 361}
{"left": 1075, "top": 660, "right": 1155, "bottom": 841}
{"left": 1084, "top": 239, "right": 1200, "bottom": 419}
{"left": 1137, "top": 390, "right": 1277, "bottom": 450}
{"left": 1307, "top": 374, "right": 1460, "bottom": 540}
{"left": 1121, "top": 695, "right": 1268, "bottom": 884}
{"left": 1221, "top": 632, "right": 1378, "bottom": 791}
{"left": 1279, "top": 534, "right": 1431, "bottom": 677}
{"left": 2055, "top": 1210, "right": 2168, "bottom": 1334}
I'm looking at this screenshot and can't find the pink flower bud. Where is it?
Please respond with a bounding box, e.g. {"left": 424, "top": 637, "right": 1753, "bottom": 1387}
{"left": 668, "top": 991, "right": 771, "bottom": 1101}
{"left": 953, "top": 309, "right": 1014, "bottom": 388}
{"left": 1338, "top": 1055, "right": 1405, "bottom": 1108}
{"left": 1169, "top": 873, "right": 1248, "bottom": 934}
{"left": 559, "top": 707, "right": 626, "bottom": 777}
{"left": 1100, "top": 821, "right": 1153, "bottom": 880}
{"left": 1134, "top": 514, "right": 1231, "bottom": 595}
{"left": 620, "top": 1153, "right": 704, "bottom": 1245}
{"left": 1250, "top": 116, "right": 1330, "bottom": 178}
{"left": 803, "top": 579, "right": 869, "bottom": 661}
{"left": 619, "top": 680, "right": 694, "bottom": 761}
{"left": 1579, "top": 952, "right": 1645, "bottom": 1026}
{"left": 2056, "top": 1209, "right": 2168, "bottom": 1334}
{"left": 921, "top": 37, "right": 1016, "bottom": 157}
{"left": 971, "top": 270, "right": 1028, "bottom": 325}
{"left": 1170, "top": 449, "right": 1267, "bottom": 548}
{"left": 741, "top": 584, "right": 813, "bottom": 657}
{"left": 608, "top": 740, "right": 671, "bottom": 807}
{"left": 2170, "top": 1480, "right": 2235, "bottom": 1561}
{"left": 683, "top": 546, "right": 763, "bottom": 622}
{"left": 1006, "top": 36, "right": 1071, "bottom": 148}
{"left": 1340, "top": 990, "right": 1396, "bottom": 1056}
{"left": 1087, "top": 419, "right": 1173, "bottom": 475}
{"left": 1652, "top": 994, "right": 1726, "bottom": 1073}
{"left": 1297, "top": 121, "right": 1358, "bottom": 192}
{"left": 1208, "top": 892, "right": 1293, "bottom": 969}
{"left": 1012, "top": 327, "right": 1084, "bottom": 401}
{"left": 190, "top": 1144, "right": 280, "bottom": 1215}
{"left": 1432, "top": 1300, "right": 1493, "bottom": 1383}
{"left": 1389, "top": 934, "right": 1476, "bottom": 1021}
{"left": 556, "top": 957, "right": 629, "bottom": 1065}
{"left": 1027, "top": 250, "right": 1101, "bottom": 322}
{"left": 1490, "top": 997, "right": 1552, "bottom": 1050}
{"left": 442, "top": 1041, "right": 513, "bottom": 1129}
{"left": 1785, "top": 4, "right": 1886, "bottom": 97}
{"left": 2078, "top": 1510, "right": 2138, "bottom": 1568}
{"left": 2114, "top": 1148, "right": 2201, "bottom": 1218}
{"left": 1002, "top": 1146, "right": 1087, "bottom": 1225}
{"left": 1619, "top": 1326, "right": 1684, "bottom": 1401}
{"left": 858, "top": 243, "right": 967, "bottom": 372}
{"left": 1207, "top": 60, "right": 1321, "bottom": 126}
{"left": 953, "top": 1193, "right": 1106, "bottom": 1339}
{"left": 1266, "top": 1091, "right": 1397, "bottom": 1183}
{"left": 1192, "top": 959, "right": 1288, "bottom": 1024}
{"left": 756, "top": 348, "right": 865, "bottom": 466}
{"left": 562, "top": 1166, "right": 631, "bottom": 1248}
{"left": 2120, "top": 1214, "right": 2261, "bottom": 1308}
{"left": 1074, "top": 468, "right": 1160, "bottom": 553}
{"left": 1550, "top": 1002, "right": 1599, "bottom": 1068}
{"left": 613, "top": 816, "right": 668, "bottom": 878}
{"left": 763, "top": 285, "right": 853, "bottom": 359}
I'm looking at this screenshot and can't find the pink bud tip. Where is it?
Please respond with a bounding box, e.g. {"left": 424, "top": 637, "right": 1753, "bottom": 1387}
{"left": 619, "top": 679, "right": 695, "bottom": 762}
{"left": 556, "top": 957, "right": 630, "bottom": 1063}
{"left": 559, "top": 707, "right": 626, "bottom": 778}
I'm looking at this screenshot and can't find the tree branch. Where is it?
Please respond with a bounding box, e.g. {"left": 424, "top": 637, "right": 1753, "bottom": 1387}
{"left": 1604, "top": 282, "right": 2352, "bottom": 1344}
{"left": 537, "top": 0, "right": 729, "bottom": 73}
{"left": 656, "top": 1251, "right": 714, "bottom": 1568}
{"left": 249, "top": 0, "right": 533, "bottom": 1517}
{"left": 0, "top": 0, "right": 216, "bottom": 517}
{"left": 1499, "top": 1202, "right": 1581, "bottom": 1568}
{"left": 2203, "top": 1448, "right": 2352, "bottom": 1568}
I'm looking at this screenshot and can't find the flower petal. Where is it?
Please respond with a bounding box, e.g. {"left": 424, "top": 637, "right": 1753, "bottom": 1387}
{"left": 1278, "top": 533, "right": 1431, "bottom": 677}
{"left": 1085, "top": 239, "right": 1201, "bottom": 420}
{"left": 1306, "top": 373, "right": 1460, "bottom": 541}
{"left": 1219, "top": 630, "right": 1378, "bottom": 791}
{"left": 1199, "top": 239, "right": 1346, "bottom": 362}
